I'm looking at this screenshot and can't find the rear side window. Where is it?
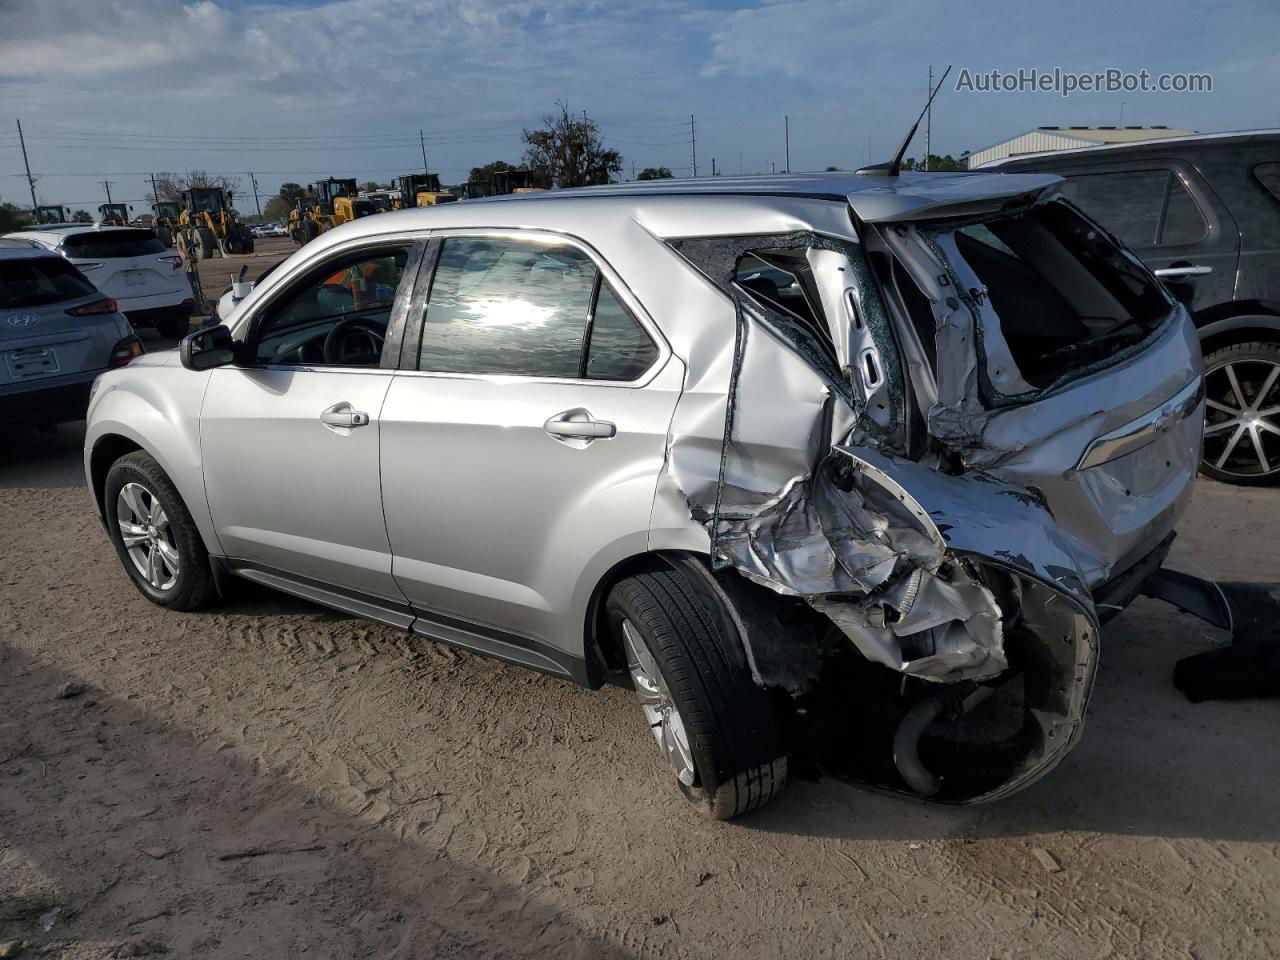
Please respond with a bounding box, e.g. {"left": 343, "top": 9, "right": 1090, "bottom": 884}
{"left": 1058, "top": 170, "right": 1205, "bottom": 248}
{"left": 418, "top": 236, "right": 656, "bottom": 381}
{"left": 0, "top": 257, "right": 97, "bottom": 308}
{"left": 62, "top": 230, "right": 164, "bottom": 259}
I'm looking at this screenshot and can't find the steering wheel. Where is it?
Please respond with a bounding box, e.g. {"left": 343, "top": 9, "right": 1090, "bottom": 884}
{"left": 323, "top": 316, "right": 385, "bottom": 365}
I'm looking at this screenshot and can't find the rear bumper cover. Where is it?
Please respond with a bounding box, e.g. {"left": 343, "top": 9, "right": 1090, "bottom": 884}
{"left": 1093, "top": 532, "right": 1233, "bottom": 632}
{"left": 0, "top": 368, "right": 100, "bottom": 422}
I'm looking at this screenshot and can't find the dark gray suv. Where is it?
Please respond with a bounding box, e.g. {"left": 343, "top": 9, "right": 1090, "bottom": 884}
{"left": 984, "top": 130, "right": 1280, "bottom": 484}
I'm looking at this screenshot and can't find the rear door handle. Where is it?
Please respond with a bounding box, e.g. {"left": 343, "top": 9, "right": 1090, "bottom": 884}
{"left": 1153, "top": 264, "right": 1212, "bottom": 278}
{"left": 544, "top": 408, "right": 616, "bottom": 441}
{"left": 320, "top": 402, "right": 370, "bottom": 429}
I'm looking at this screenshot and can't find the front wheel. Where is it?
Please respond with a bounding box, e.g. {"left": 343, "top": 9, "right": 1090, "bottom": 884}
{"left": 1200, "top": 340, "right": 1280, "bottom": 485}
{"left": 104, "top": 451, "right": 217, "bottom": 610}
{"left": 606, "top": 569, "right": 787, "bottom": 819}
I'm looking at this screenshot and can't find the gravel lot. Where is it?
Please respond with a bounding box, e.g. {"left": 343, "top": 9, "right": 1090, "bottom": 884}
{"left": 1, "top": 417, "right": 1278, "bottom": 958}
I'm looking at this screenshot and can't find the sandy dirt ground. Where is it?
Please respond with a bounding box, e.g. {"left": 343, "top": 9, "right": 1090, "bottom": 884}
{"left": 1, "top": 421, "right": 1278, "bottom": 959}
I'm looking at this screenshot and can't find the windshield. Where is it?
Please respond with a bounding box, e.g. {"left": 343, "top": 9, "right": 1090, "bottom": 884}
{"left": 63, "top": 230, "right": 165, "bottom": 260}
{"left": 0, "top": 257, "right": 96, "bottom": 308}
{"left": 933, "top": 200, "right": 1171, "bottom": 391}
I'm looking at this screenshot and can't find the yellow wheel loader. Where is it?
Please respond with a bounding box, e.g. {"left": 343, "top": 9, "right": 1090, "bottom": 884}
{"left": 97, "top": 203, "right": 132, "bottom": 226}
{"left": 397, "top": 173, "right": 458, "bottom": 209}
{"left": 176, "top": 188, "right": 254, "bottom": 260}
{"left": 150, "top": 201, "right": 181, "bottom": 248}
{"left": 34, "top": 205, "right": 70, "bottom": 224}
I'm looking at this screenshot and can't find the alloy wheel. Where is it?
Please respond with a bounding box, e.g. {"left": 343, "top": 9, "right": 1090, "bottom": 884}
{"left": 116, "top": 481, "right": 180, "bottom": 590}
{"left": 1203, "top": 358, "right": 1280, "bottom": 479}
{"left": 622, "top": 619, "right": 696, "bottom": 787}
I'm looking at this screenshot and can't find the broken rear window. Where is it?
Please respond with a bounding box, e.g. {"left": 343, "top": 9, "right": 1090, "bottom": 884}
{"left": 939, "top": 201, "right": 1172, "bottom": 390}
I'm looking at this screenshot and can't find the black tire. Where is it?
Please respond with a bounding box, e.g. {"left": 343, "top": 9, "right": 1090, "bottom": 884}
{"left": 196, "top": 226, "right": 216, "bottom": 260}
{"left": 238, "top": 225, "right": 255, "bottom": 254}
{"left": 156, "top": 225, "right": 172, "bottom": 248}
{"left": 156, "top": 311, "right": 189, "bottom": 340}
{"left": 104, "top": 451, "right": 217, "bottom": 611}
{"left": 606, "top": 569, "right": 787, "bottom": 819}
{"left": 302, "top": 219, "right": 320, "bottom": 243}
{"left": 1200, "top": 340, "right": 1280, "bottom": 486}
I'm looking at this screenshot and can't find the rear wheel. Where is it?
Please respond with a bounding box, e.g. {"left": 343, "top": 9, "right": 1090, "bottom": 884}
{"left": 1200, "top": 341, "right": 1280, "bottom": 485}
{"left": 104, "top": 451, "right": 217, "bottom": 611}
{"left": 606, "top": 569, "right": 787, "bottom": 819}
{"left": 156, "top": 225, "right": 172, "bottom": 248}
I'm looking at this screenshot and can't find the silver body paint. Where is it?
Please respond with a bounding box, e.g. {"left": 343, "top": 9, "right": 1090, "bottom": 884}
{"left": 85, "top": 172, "right": 1203, "bottom": 800}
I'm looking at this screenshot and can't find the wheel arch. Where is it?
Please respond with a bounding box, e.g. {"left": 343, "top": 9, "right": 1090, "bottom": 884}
{"left": 88, "top": 432, "right": 143, "bottom": 521}
{"left": 1195, "top": 304, "right": 1280, "bottom": 356}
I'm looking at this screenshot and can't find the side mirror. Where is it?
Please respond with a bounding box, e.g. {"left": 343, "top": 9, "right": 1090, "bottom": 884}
{"left": 180, "top": 323, "right": 236, "bottom": 371}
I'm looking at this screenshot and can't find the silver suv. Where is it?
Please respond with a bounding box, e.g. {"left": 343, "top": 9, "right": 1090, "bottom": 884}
{"left": 84, "top": 172, "right": 1222, "bottom": 818}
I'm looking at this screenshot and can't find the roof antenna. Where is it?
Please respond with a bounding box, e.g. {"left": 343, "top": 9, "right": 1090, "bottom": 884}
{"left": 857, "top": 65, "right": 952, "bottom": 176}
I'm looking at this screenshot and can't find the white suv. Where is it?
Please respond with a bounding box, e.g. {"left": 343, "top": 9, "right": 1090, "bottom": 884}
{"left": 5, "top": 225, "right": 195, "bottom": 338}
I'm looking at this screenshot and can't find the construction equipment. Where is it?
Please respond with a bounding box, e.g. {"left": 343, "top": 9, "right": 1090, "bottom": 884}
{"left": 34, "top": 205, "right": 70, "bottom": 224}
{"left": 151, "top": 201, "right": 181, "bottom": 247}
{"left": 397, "top": 173, "right": 458, "bottom": 209}
{"left": 452, "top": 180, "right": 494, "bottom": 201}
{"left": 363, "top": 190, "right": 396, "bottom": 213}
{"left": 491, "top": 168, "right": 544, "bottom": 195}
{"left": 98, "top": 203, "right": 132, "bottom": 226}
{"left": 176, "top": 187, "right": 254, "bottom": 260}
{"left": 288, "top": 194, "right": 324, "bottom": 246}
{"left": 316, "top": 178, "right": 376, "bottom": 227}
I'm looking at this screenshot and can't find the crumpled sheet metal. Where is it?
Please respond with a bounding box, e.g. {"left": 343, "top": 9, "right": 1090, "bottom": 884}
{"left": 713, "top": 444, "right": 1091, "bottom": 683}
{"left": 656, "top": 228, "right": 1093, "bottom": 687}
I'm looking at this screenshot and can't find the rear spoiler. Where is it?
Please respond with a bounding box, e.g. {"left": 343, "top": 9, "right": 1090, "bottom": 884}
{"left": 847, "top": 172, "right": 1063, "bottom": 224}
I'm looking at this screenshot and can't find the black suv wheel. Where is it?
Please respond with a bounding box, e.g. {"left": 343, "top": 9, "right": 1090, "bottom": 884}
{"left": 1201, "top": 341, "right": 1280, "bottom": 485}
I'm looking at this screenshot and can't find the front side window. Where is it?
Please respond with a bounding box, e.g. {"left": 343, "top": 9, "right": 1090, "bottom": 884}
{"left": 417, "top": 235, "right": 656, "bottom": 381}
{"left": 252, "top": 247, "right": 409, "bottom": 366}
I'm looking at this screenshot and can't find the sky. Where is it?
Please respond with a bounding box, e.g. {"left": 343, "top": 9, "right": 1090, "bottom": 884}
{"left": 0, "top": 0, "right": 1277, "bottom": 215}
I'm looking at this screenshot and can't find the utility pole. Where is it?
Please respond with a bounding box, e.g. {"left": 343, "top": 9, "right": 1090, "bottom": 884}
{"left": 711, "top": 157, "right": 717, "bottom": 177}
{"left": 149, "top": 173, "right": 160, "bottom": 204}
{"left": 16, "top": 119, "right": 38, "bottom": 210}
{"left": 249, "top": 172, "right": 262, "bottom": 217}
{"left": 102, "top": 180, "right": 115, "bottom": 204}
{"left": 925, "top": 65, "right": 933, "bottom": 171}
{"left": 631, "top": 160, "right": 636, "bottom": 181}
{"left": 419, "top": 129, "right": 429, "bottom": 175}
{"left": 784, "top": 115, "right": 790, "bottom": 172}
{"left": 771, "top": 161, "right": 776, "bottom": 174}
{"left": 690, "top": 114, "right": 697, "bottom": 178}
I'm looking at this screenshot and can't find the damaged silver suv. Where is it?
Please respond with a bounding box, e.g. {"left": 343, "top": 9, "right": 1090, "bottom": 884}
{"left": 85, "top": 171, "right": 1222, "bottom": 818}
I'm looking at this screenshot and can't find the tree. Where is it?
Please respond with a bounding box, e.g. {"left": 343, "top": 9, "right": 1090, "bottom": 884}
{"left": 0, "top": 202, "right": 31, "bottom": 232}
{"left": 360, "top": 181, "right": 380, "bottom": 193}
{"left": 900, "top": 153, "right": 968, "bottom": 172}
{"left": 468, "top": 160, "right": 515, "bottom": 183}
{"left": 522, "top": 103, "right": 622, "bottom": 188}
{"left": 263, "top": 196, "right": 292, "bottom": 220}
{"left": 147, "top": 170, "right": 243, "bottom": 205}
{"left": 824, "top": 165, "right": 842, "bottom": 172}
{"left": 636, "top": 167, "right": 673, "bottom": 180}
{"left": 73, "top": 209, "right": 93, "bottom": 222}
{"left": 278, "top": 182, "right": 307, "bottom": 202}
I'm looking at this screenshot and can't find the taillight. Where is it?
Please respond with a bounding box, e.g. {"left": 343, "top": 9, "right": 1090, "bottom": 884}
{"left": 67, "top": 297, "right": 119, "bottom": 316}
{"left": 159, "top": 255, "right": 183, "bottom": 271}
{"left": 108, "top": 336, "right": 144, "bottom": 369}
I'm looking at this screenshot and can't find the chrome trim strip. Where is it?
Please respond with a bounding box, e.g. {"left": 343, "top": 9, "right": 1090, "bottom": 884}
{"left": 1077, "top": 377, "right": 1205, "bottom": 471}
